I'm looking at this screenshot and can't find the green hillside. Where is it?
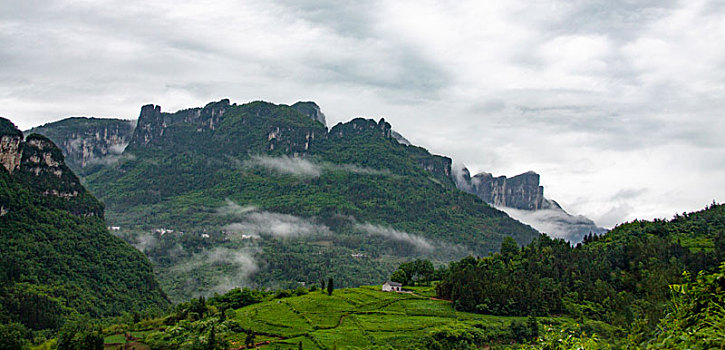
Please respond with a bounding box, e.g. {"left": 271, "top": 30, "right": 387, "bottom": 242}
{"left": 101, "top": 285, "right": 593, "bottom": 350}
{"left": 69, "top": 100, "right": 538, "bottom": 301}
{"left": 0, "top": 118, "right": 169, "bottom": 337}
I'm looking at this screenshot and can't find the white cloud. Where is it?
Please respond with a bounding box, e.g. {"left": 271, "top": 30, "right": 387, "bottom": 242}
{"left": 220, "top": 203, "right": 331, "bottom": 239}
{"left": 354, "top": 222, "right": 433, "bottom": 252}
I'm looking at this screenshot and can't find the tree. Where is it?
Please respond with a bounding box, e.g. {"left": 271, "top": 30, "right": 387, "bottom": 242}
{"left": 527, "top": 315, "right": 539, "bottom": 339}
{"left": 327, "top": 277, "right": 334, "bottom": 296}
{"left": 500, "top": 236, "right": 519, "bottom": 259}
{"left": 245, "top": 331, "right": 255, "bottom": 348}
{"left": 390, "top": 269, "right": 409, "bottom": 285}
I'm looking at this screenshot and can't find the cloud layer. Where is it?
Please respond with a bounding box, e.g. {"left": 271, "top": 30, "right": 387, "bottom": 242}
{"left": 3, "top": 0, "right": 724, "bottom": 227}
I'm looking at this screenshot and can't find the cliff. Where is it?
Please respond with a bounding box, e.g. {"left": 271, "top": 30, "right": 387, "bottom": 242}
{"left": 28, "top": 117, "right": 135, "bottom": 175}
{"left": 2, "top": 118, "right": 104, "bottom": 217}
{"left": 454, "top": 166, "right": 606, "bottom": 242}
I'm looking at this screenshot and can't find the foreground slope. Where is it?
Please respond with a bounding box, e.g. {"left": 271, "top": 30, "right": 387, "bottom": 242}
{"left": 0, "top": 117, "right": 169, "bottom": 331}
{"left": 76, "top": 99, "right": 538, "bottom": 300}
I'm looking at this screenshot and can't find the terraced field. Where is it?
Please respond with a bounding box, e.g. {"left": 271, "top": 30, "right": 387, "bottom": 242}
{"left": 227, "top": 286, "right": 532, "bottom": 349}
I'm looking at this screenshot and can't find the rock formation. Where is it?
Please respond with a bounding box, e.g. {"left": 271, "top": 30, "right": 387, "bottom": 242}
{"left": 454, "top": 166, "right": 606, "bottom": 242}
{"left": 27, "top": 117, "right": 135, "bottom": 174}
{"left": 1, "top": 117, "right": 104, "bottom": 217}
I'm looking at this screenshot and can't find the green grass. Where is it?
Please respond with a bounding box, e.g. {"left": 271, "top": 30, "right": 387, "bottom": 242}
{"left": 217, "top": 287, "right": 569, "bottom": 349}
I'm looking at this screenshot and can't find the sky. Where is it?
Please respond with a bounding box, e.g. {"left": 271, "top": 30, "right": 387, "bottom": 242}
{"left": 1, "top": 0, "right": 724, "bottom": 228}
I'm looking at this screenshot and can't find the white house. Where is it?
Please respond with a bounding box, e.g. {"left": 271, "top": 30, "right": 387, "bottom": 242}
{"left": 382, "top": 281, "right": 402, "bottom": 292}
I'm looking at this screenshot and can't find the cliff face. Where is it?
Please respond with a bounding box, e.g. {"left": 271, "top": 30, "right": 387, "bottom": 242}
{"left": 464, "top": 170, "right": 545, "bottom": 210}
{"left": 292, "top": 101, "right": 327, "bottom": 126}
{"left": 28, "top": 117, "right": 135, "bottom": 174}
{"left": 2, "top": 118, "right": 104, "bottom": 217}
{"left": 454, "top": 167, "right": 606, "bottom": 242}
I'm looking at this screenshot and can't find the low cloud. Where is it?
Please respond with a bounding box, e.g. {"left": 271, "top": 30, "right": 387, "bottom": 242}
{"left": 173, "top": 247, "right": 260, "bottom": 296}
{"left": 244, "top": 155, "right": 388, "bottom": 178}
{"left": 499, "top": 206, "right": 607, "bottom": 243}
{"left": 219, "top": 199, "right": 331, "bottom": 239}
{"left": 245, "top": 155, "right": 322, "bottom": 177}
{"left": 354, "top": 222, "right": 433, "bottom": 251}
{"left": 216, "top": 199, "right": 257, "bottom": 216}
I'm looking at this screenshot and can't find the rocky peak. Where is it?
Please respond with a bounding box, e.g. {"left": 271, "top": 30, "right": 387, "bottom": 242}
{"left": 329, "top": 118, "right": 392, "bottom": 139}
{"left": 28, "top": 117, "right": 135, "bottom": 174}
{"left": 130, "top": 99, "right": 233, "bottom": 148}
{"left": 1, "top": 118, "right": 103, "bottom": 217}
{"left": 465, "top": 170, "right": 545, "bottom": 210}
{"left": 453, "top": 166, "right": 605, "bottom": 242}
{"left": 292, "top": 101, "right": 327, "bottom": 126}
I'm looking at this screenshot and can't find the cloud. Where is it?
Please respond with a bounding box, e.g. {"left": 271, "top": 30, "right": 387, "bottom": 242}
{"left": 499, "top": 206, "right": 606, "bottom": 243}
{"left": 3, "top": 0, "right": 724, "bottom": 228}
{"left": 219, "top": 200, "right": 331, "bottom": 239}
{"left": 244, "top": 155, "right": 389, "bottom": 177}
{"left": 354, "top": 222, "right": 433, "bottom": 252}
{"left": 173, "top": 247, "right": 260, "bottom": 296}
{"left": 216, "top": 199, "right": 257, "bottom": 216}
{"left": 245, "top": 155, "right": 322, "bottom": 177}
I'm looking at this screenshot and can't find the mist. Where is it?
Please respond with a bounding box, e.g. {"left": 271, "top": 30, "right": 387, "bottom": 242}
{"left": 354, "top": 222, "right": 433, "bottom": 252}
{"left": 245, "top": 155, "right": 388, "bottom": 178}
{"left": 499, "top": 206, "right": 607, "bottom": 243}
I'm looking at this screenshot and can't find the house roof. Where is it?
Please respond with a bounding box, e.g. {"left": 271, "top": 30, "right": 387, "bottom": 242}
{"left": 384, "top": 281, "right": 402, "bottom": 287}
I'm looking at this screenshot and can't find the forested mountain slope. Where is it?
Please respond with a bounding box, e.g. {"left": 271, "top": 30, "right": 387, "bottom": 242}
{"left": 76, "top": 99, "right": 539, "bottom": 301}
{"left": 0, "top": 117, "right": 169, "bottom": 332}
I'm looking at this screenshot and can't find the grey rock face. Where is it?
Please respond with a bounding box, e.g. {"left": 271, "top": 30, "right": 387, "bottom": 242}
{"left": 28, "top": 117, "right": 135, "bottom": 174}
{"left": 453, "top": 166, "right": 606, "bottom": 242}
{"left": 292, "top": 101, "right": 327, "bottom": 126}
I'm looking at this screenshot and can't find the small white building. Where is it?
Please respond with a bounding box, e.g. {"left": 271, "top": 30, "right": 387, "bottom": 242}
{"left": 382, "top": 281, "right": 402, "bottom": 292}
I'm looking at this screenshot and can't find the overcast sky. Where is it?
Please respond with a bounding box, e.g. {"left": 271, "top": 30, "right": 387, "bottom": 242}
{"left": 2, "top": 0, "right": 724, "bottom": 228}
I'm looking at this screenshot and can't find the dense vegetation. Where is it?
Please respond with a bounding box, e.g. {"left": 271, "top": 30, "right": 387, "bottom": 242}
{"left": 59, "top": 100, "right": 539, "bottom": 301}
{"left": 436, "top": 203, "right": 724, "bottom": 347}
{"left": 0, "top": 118, "right": 169, "bottom": 346}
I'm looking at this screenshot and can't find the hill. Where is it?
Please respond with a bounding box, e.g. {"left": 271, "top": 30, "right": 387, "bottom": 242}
{"left": 66, "top": 99, "right": 539, "bottom": 301}
{"left": 0, "top": 117, "right": 169, "bottom": 334}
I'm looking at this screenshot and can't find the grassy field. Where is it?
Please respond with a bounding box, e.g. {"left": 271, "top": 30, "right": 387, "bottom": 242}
{"left": 224, "top": 286, "right": 565, "bottom": 349}
{"left": 104, "top": 285, "right": 583, "bottom": 349}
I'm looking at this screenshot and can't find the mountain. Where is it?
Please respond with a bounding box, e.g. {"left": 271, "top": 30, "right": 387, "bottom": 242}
{"left": 36, "top": 99, "right": 539, "bottom": 301}
{"left": 27, "top": 117, "right": 135, "bottom": 176}
{"left": 453, "top": 167, "right": 606, "bottom": 242}
{"left": 0, "top": 117, "right": 169, "bottom": 331}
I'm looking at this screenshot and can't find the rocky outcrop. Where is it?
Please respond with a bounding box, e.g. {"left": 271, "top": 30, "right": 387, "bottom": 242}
{"left": 454, "top": 167, "right": 605, "bottom": 242}
{"left": 292, "top": 101, "right": 327, "bottom": 126}
{"left": 130, "top": 99, "right": 231, "bottom": 148}
{"left": 1, "top": 118, "right": 103, "bottom": 217}
{"left": 328, "top": 117, "right": 392, "bottom": 139}
{"left": 457, "top": 169, "right": 545, "bottom": 210}
{"left": 28, "top": 117, "right": 135, "bottom": 173}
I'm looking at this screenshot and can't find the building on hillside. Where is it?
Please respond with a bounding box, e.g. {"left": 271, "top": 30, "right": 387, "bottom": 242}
{"left": 382, "top": 281, "right": 402, "bottom": 292}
